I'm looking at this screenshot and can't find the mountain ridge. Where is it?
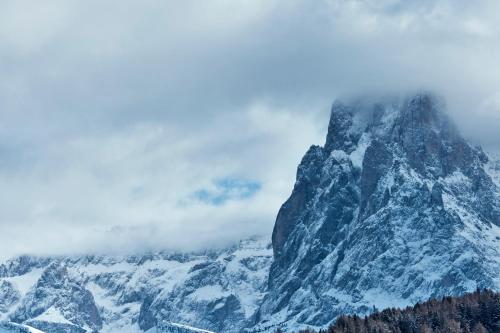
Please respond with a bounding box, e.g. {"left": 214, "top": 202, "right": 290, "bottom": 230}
{"left": 1, "top": 92, "right": 499, "bottom": 333}
{"left": 0, "top": 237, "right": 272, "bottom": 333}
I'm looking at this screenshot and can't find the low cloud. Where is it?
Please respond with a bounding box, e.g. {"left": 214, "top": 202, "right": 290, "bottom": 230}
{"left": 0, "top": 0, "right": 499, "bottom": 257}
{"left": 0, "top": 104, "right": 323, "bottom": 258}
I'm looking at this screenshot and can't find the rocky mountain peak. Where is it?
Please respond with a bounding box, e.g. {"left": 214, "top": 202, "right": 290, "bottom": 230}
{"left": 261, "top": 92, "right": 500, "bottom": 332}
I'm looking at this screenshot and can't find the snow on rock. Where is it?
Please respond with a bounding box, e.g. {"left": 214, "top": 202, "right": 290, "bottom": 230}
{"left": 486, "top": 152, "right": 500, "bottom": 188}
{"left": 138, "top": 237, "right": 272, "bottom": 333}
{"left": 0, "top": 322, "right": 45, "bottom": 333}
{"left": 3, "top": 269, "right": 43, "bottom": 298}
{"left": 0, "top": 237, "right": 271, "bottom": 333}
{"left": 349, "top": 133, "right": 371, "bottom": 169}
{"left": 255, "top": 93, "right": 500, "bottom": 332}
{"left": 151, "top": 321, "right": 216, "bottom": 333}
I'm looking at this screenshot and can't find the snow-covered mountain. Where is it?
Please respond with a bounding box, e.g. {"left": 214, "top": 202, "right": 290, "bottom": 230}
{"left": 0, "top": 238, "right": 272, "bottom": 333}
{"left": 254, "top": 93, "right": 500, "bottom": 332}
{"left": 1, "top": 93, "right": 499, "bottom": 333}
{"left": 0, "top": 321, "right": 45, "bottom": 333}
{"left": 147, "top": 321, "right": 215, "bottom": 333}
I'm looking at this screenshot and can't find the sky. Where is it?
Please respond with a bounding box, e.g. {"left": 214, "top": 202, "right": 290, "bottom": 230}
{"left": 1, "top": 0, "right": 500, "bottom": 258}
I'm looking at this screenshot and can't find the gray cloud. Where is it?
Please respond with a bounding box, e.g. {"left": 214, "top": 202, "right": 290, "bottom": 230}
{"left": 0, "top": 0, "right": 499, "bottom": 257}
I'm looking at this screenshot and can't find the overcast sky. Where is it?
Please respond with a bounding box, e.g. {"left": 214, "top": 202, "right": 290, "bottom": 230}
{"left": 1, "top": 0, "right": 500, "bottom": 258}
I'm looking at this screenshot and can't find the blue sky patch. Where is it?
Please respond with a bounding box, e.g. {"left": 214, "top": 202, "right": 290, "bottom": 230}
{"left": 194, "top": 178, "right": 261, "bottom": 205}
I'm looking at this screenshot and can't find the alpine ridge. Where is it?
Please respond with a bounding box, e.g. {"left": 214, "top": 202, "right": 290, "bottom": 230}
{"left": 254, "top": 92, "right": 500, "bottom": 332}
{"left": 0, "top": 238, "right": 272, "bottom": 333}
{"left": 0, "top": 93, "right": 499, "bottom": 333}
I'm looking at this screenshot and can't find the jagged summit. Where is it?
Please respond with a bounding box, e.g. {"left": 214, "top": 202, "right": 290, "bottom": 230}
{"left": 263, "top": 92, "right": 500, "bottom": 332}
{"left": 273, "top": 92, "right": 489, "bottom": 257}
{"left": 324, "top": 93, "right": 477, "bottom": 176}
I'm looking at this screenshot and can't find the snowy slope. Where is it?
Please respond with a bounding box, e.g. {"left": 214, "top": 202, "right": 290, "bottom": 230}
{"left": 147, "top": 321, "right": 216, "bottom": 333}
{"left": 0, "top": 322, "right": 44, "bottom": 333}
{"left": 0, "top": 237, "right": 272, "bottom": 333}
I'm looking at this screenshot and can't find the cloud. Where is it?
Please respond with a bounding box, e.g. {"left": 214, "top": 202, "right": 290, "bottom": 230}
{"left": 0, "top": 103, "right": 323, "bottom": 258}
{"left": 0, "top": 0, "right": 499, "bottom": 257}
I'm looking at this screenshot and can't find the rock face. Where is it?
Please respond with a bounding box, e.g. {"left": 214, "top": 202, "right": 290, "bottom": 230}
{"left": 11, "top": 263, "right": 102, "bottom": 332}
{"left": 254, "top": 93, "right": 500, "bottom": 332}
{"left": 138, "top": 238, "right": 272, "bottom": 333}
{"left": 0, "top": 238, "right": 272, "bottom": 333}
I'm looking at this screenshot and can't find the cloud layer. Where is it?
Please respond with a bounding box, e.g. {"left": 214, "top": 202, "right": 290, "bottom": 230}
{"left": 0, "top": 0, "right": 499, "bottom": 257}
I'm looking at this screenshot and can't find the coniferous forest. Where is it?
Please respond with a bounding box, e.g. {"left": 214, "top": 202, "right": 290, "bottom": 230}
{"left": 282, "top": 290, "right": 500, "bottom": 333}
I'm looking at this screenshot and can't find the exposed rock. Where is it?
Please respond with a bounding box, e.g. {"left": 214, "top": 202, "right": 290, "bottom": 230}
{"left": 0, "top": 237, "right": 271, "bottom": 333}
{"left": 10, "top": 263, "right": 102, "bottom": 332}
{"left": 255, "top": 93, "right": 500, "bottom": 332}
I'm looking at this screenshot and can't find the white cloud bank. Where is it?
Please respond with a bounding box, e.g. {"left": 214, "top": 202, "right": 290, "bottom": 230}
{"left": 0, "top": 0, "right": 499, "bottom": 257}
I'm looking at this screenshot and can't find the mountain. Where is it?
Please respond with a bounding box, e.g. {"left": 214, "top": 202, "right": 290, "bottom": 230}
{"left": 147, "top": 321, "right": 216, "bottom": 333}
{"left": 253, "top": 93, "right": 500, "bottom": 332}
{"left": 0, "top": 322, "right": 45, "bottom": 333}
{"left": 1, "top": 93, "right": 499, "bottom": 333}
{"left": 0, "top": 237, "right": 272, "bottom": 333}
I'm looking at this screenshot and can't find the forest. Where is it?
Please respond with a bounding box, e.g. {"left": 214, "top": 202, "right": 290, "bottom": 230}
{"left": 280, "top": 289, "right": 500, "bottom": 333}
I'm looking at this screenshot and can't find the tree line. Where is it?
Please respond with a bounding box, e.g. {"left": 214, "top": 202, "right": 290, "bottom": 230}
{"left": 276, "top": 289, "right": 500, "bottom": 333}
